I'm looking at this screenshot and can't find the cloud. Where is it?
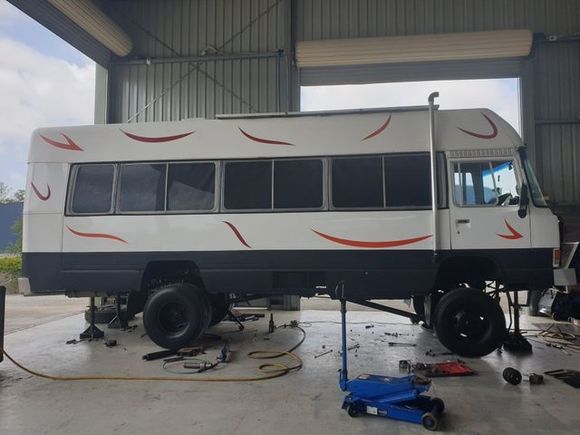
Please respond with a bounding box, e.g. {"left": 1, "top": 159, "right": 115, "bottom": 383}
{"left": 0, "top": 34, "right": 95, "bottom": 190}
{"left": 301, "top": 78, "right": 521, "bottom": 133}
{"left": 0, "top": 2, "right": 18, "bottom": 20}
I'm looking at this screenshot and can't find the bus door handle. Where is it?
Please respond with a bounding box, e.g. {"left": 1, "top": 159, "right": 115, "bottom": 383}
{"left": 456, "top": 219, "right": 471, "bottom": 225}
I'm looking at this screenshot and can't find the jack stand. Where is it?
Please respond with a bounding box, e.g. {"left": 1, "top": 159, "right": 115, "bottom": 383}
{"left": 80, "top": 296, "right": 104, "bottom": 340}
{"left": 108, "top": 296, "right": 128, "bottom": 330}
{"left": 268, "top": 313, "right": 276, "bottom": 333}
{"left": 338, "top": 298, "right": 444, "bottom": 431}
{"left": 503, "top": 291, "right": 532, "bottom": 353}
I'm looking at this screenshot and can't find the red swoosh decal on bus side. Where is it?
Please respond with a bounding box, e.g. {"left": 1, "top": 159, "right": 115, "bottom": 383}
{"left": 120, "top": 129, "right": 194, "bottom": 143}
{"left": 457, "top": 112, "right": 498, "bottom": 139}
{"left": 40, "top": 133, "right": 83, "bottom": 151}
{"left": 361, "top": 115, "right": 392, "bottom": 141}
{"left": 238, "top": 127, "right": 294, "bottom": 146}
{"left": 223, "top": 221, "right": 252, "bottom": 248}
{"left": 497, "top": 220, "right": 523, "bottom": 240}
{"left": 67, "top": 226, "right": 128, "bottom": 244}
{"left": 31, "top": 182, "right": 51, "bottom": 201}
{"left": 312, "top": 229, "right": 432, "bottom": 248}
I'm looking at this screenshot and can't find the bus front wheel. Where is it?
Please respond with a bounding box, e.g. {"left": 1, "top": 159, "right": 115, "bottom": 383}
{"left": 434, "top": 288, "right": 505, "bottom": 357}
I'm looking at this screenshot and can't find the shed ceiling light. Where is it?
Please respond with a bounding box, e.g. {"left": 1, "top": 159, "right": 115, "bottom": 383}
{"left": 48, "top": 0, "right": 132, "bottom": 57}
{"left": 296, "top": 29, "right": 532, "bottom": 68}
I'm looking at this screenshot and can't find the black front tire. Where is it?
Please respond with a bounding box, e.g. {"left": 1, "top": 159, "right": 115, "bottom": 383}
{"left": 434, "top": 288, "right": 506, "bottom": 357}
{"left": 143, "top": 283, "right": 211, "bottom": 350}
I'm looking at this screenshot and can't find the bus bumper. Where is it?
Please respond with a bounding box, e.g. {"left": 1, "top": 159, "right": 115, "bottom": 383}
{"left": 554, "top": 242, "right": 580, "bottom": 287}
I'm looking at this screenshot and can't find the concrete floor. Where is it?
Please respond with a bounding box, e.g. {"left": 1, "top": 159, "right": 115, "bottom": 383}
{"left": 3, "top": 295, "right": 87, "bottom": 334}
{"left": 1, "top": 298, "right": 579, "bottom": 435}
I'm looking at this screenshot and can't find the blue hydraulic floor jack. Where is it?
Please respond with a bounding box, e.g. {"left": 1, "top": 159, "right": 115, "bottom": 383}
{"left": 338, "top": 298, "right": 445, "bottom": 431}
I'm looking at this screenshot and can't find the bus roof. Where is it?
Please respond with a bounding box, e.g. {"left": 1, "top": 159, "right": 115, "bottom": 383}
{"left": 28, "top": 108, "right": 522, "bottom": 164}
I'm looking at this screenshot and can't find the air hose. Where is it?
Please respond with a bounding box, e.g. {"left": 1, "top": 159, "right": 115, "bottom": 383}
{"left": 0, "top": 326, "right": 305, "bottom": 383}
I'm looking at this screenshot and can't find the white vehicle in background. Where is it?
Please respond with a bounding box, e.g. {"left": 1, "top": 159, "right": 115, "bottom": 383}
{"left": 19, "top": 94, "right": 578, "bottom": 356}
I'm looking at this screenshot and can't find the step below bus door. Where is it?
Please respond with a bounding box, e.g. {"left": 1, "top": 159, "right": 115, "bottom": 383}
{"left": 448, "top": 158, "right": 531, "bottom": 250}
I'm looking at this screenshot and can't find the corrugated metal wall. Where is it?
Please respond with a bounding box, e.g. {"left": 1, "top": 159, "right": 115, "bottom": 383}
{"left": 295, "top": 0, "right": 580, "bottom": 206}
{"left": 296, "top": 0, "right": 579, "bottom": 39}
{"left": 104, "top": 0, "right": 579, "bottom": 205}
{"left": 533, "top": 41, "right": 580, "bottom": 206}
{"left": 106, "top": 0, "right": 289, "bottom": 123}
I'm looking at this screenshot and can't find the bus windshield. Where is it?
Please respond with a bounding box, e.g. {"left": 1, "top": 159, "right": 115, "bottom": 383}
{"left": 518, "top": 148, "right": 548, "bottom": 208}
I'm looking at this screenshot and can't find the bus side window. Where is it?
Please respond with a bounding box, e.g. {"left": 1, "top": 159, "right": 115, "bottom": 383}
{"left": 453, "top": 159, "right": 519, "bottom": 207}
{"left": 332, "top": 156, "right": 383, "bottom": 208}
{"left": 167, "top": 162, "right": 216, "bottom": 211}
{"left": 384, "top": 154, "right": 431, "bottom": 208}
{"left": 70, "top": 164, "right": 115, "bottom": 214}
{"left": 274, "top": 159, "right": 323, "bottom": 209}
{"left": 490, "top": 160, "right": 519, "bottom": 206}
{"left": 118, "top": 163, "right": 167, "bottom": 212}
{"left": 453, "top": 161, "right": 496, "bottom": 206}
{"left": 224, "top": 160, "right": 272, "bottom": 210}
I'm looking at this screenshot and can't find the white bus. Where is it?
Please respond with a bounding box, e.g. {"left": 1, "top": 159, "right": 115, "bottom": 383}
{"left": 19, "top": 94, "right": 577, "bottom": 356}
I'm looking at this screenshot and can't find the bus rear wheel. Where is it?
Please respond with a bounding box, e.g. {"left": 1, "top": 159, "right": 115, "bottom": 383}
{"left": 209, "top": 293, "right": 232, "bottom": 326}
{"left": 434, "top": 288, "right": 505, "bottom": 357}
{"left": 143, "top": 283, "right": 211, "bottom": 350}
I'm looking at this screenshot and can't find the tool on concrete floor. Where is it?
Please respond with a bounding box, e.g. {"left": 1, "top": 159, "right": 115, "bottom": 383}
{"left": 104, "top": 339, "right": 117, "bottom": 348}
{"left": 502, "top": 367, "right": 522, "bottom": 385}
{"left": 528, "top": 373, "right": 544, "bottom": 384}
{"left": 400, "top": 360, "right": 474, "bottom": 377}
{"left": 177, "top": 346, "right": 204, "bottom": 357}
{"left": 388, "top": 342, "right": 417, "bottom": 347}
{"left": 183, "top": 361, "right": 214, "bottom": 371}
{"left": 337, "top": 344, "right": 360, "bottom": 356}
{"left": 502, "top": 367, "right": 544, "bottom": 385}
{"left": 142, "top": 349, "right": 177, "bottom": 361}
{"left": 425, "top": 349, "right": 453, "bottom": 357}
{"left": 544, "top": 369, "right": 580, "bottom": 388}
{"left": 314, "top": 349, "right": 333, "bottom": 359}
{"left": 417, "top": 361, "right": 474, "bottom": 377}
{"left": 338, "top": 297, "right": 444, "bottom": 431}
{"left": 217, "top": 343, "right": 231, "bottom": 363}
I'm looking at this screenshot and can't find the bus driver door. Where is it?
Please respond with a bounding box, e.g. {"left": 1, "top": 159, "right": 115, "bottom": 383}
{"left": 448, "top": 154, "right": 532, "bottom": 251}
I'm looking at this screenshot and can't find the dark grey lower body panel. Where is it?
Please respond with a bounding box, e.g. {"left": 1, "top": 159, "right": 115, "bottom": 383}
{"left": 22, "top": 248, "right": 554, "bottom": 299}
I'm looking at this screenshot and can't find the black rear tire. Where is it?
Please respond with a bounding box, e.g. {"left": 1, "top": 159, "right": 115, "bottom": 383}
{"left": 434, "top": 288, "right": 506, "bottom": 357}
{"left": 143, "top": 283, "right": 211, "bottom": 350}
{"left": 209, "top": 293, "right": 232, "bottom": 326}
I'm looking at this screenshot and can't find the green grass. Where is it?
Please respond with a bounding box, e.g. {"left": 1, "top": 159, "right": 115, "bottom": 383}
{"left": 0, "top": 255, "right": 21, "bottom": 277}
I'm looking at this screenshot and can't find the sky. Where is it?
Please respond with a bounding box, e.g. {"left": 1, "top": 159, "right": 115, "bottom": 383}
{"left": 301, "top": 78, "right": 521, "bottom": 134}
{"left": 0, "top": 1, "right": 520, "bottom": 193}
{"left": 0, "top": 1, "right": 95, "bottom": 192}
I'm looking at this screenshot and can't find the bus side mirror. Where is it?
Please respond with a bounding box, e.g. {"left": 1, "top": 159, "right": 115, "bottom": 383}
{"left": 518, "top": 184, "right": 529, "bottom": 218}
